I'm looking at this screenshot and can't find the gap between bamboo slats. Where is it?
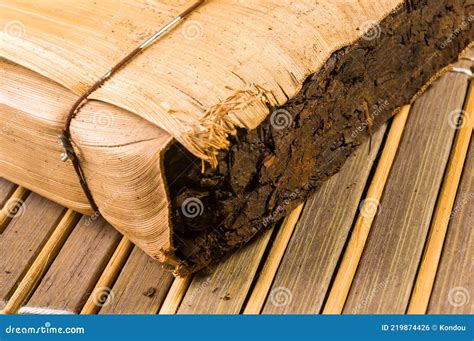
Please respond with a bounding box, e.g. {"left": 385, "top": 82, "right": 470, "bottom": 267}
{"left": 243, "top": 204, "right": 305, "bottom": 314}
{"left": 81, "top": 237, "right": 134, "bottom": 314}
{"left": 322, "top": 105, "right": 411, "bottom": 314}
{"left": 0, "top": 186, "right": 29, "bottom": 233}
{"left": 1, "top": 209, "right": 80, "bottom": 314}
{"left": 407, "top": 80, "right": 473, "bottom": 313}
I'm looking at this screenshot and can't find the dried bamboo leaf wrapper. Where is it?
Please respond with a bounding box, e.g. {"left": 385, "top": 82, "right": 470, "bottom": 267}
{"left": 73, "top": 102, "right": 174, "bottom": 261}
{"left": 0, "top": 59, "right": 175, "bottom": 261}
{"left": 1, "top": 0, "right": 402, "bottom": 164}
{"left": 1, "top": 60, "right": 87, "bottom": 211}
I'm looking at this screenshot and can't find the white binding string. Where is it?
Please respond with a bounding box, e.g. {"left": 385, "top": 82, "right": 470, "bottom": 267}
{"left": 139, "top": 16, "right": 182, "bottom": 49}
{"left": 451, "top": 67, "right": 473, "bottom": 78}
{"left": 18, "top": 306, "right": 75, "bottom": 315}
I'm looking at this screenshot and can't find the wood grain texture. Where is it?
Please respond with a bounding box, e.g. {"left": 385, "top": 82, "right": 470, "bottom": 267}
{"left": 178, "top": 230, "right": 272, "bottom": 314}
{"left": 81, "top": 237, "right": 134, "bottom": 314}
{"left": 343, "top": 68, "right": 470, "bottom": 314}
{"left": 323, "top": 107, "right": 410, "bottom": 314}
{"left": 408, "top": 80, "right": 473, "bottom": 313}
{"left": 0, "top": 193, "right": 65, "bottom": 309}
{"left": 260, "top": 125, "right": 386, "bottom": 314}
{"left": 99, "top": 247, "right": 174, "bottom": 314}
{"left": 2, "top": 209, "right": 80, "bottom": 313}
{"left": 428, "top": 138, "right": 473, "bottom": 314}
{"left": 243, "top": 204, "right": 304, "bottom": 314}
{"left": 21, "top": 217, "right": 121, "bottom": 314}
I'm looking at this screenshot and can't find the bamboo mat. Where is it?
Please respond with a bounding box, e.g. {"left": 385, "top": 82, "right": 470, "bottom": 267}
{"left": 0, "top": 57, "right": 472, "bottom": 315}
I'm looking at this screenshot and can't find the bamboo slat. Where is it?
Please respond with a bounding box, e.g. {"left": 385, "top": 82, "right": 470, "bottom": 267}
{"left": 159, "top": 277, "right": 192, "bottom": 315}
{"left": 81, "top": 237, "right": 134, "bottom": 314}
{"left": 0, "top": 185, "right": 29, "bottom": 233}
{"left": 243, "top": 204, "right": 304, "bottom": 314}
{"left": 255, "top": 125, "right": 386, "bottom": 314}
{"left": 322, "top": 107, "right": 409, "bottom": 314}
{"left": 2, "top": 209, "right": 80, "bottom": 314}
{"left": 20, "top": 217, "right": 121, "bottom": 314}
{"left": 0, "top": 193, "right": 66, "bottom": 310}
{"left": 178, "top": 229, "right": 273, "bottom": 314}
{"left": 98, "top": 247, "right": 174, "bottom": 314}
{"left": 428, "top": 139, "right": 473, "bottom": 314}
{"left": 408, "top": 80, "right": 473, "bottom": 313}
{"left": 341, "top": 67, "right": 470, "bottom": 314}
